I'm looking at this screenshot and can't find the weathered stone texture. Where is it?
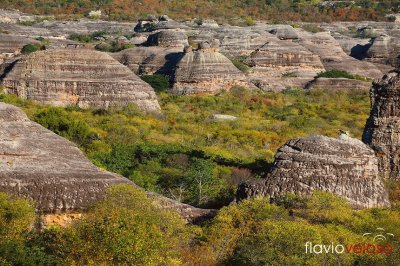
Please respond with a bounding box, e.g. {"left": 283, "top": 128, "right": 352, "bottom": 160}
{"left": 363, "top": 69, "right": 400, "bottom": 179}
{"left": 172, "top": 41, "right": 249, "bottom": 94}
{"left": 147, "top": 30, "right": 188, "bottom": 48}
{"left": 300, "top": 32, "right": 383, "bottom": 79}
{"left": 1, "top": 49, "right": 160, "bottom": 112}
{"left": 112, "top": 46, "right": 184, "bottom": 75}
{"left": 237, "top": 135, "right": 390, "bottom": 208}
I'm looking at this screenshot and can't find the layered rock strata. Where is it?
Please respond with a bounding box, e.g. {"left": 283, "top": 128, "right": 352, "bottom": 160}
{"left": 237, "top": 135, "right": 390, "bottom": 208}
{"left": 171, "top": 41, "right": 248, "bottom": 94}
{"left": 1, "top": 49, "right": 160, "bottom": 112}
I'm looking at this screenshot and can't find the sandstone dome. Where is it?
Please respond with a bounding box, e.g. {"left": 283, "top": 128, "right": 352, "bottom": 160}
{"left": 237, "top": 135, "right": 390, "bottom": 208}
{"left": 1, "top": 48, "right": 161, "bottom": 112}
{"left": 171, "top": 41, "right": 249, "bottom": 94}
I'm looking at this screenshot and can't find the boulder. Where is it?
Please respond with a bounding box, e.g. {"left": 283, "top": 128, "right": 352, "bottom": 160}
{"left": 237, "top": 135, "right": 390, "bottom": 208}
{"left": 171, "top": 41, "right": 249, "bottom": 94}
{"left": 210, "top": 114, "right": 238, "bottom": 121}
{"left": 1, "top": 49, "right": 160, "bottom": 112}
{"left": 147, "top": 30, "right": 188, "bottom": 47}
{"left": 0, "top": 102, "right": 214, "bottom": 222}
{"left": 363, "top": 69, "right": 400, "bottom": 179}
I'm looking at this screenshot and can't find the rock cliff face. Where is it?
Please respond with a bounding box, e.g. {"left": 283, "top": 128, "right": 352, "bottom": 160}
{"left": 237, "top": 135, "right": 390, "bottom": 208}
{"left": 172, "top": 41, "right": 248, "bottom": 94}
{"left": 245, "top": 38, "right": 325, "bottom": 91}
{"left": 363, "top": 69, "right": 400, "bottom": 179}
{"left": 1, "top": 49, "right": 160, "bottom": 112}
{"left": 365, "top": 34, "right": 400, "bottom": 68}
{"left": 300, "top": 32, "right": 383, "bottom": 79}
{"left": 112, "top": 46, "right": 184, "bottom": 75}
{"left": 0, "top": 102, "right": 214, "bottom": 222}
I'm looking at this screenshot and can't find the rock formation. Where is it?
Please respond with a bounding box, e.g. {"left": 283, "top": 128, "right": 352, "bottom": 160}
{"left": 300, "top": 32, "right": 383, "bottom": 79}
{"left": 171, "top": 41, "right": 249, "bottom": 94}
{"left": 147, "top": 30, "right": 188, "bottom": 48}
{"left": 1, "top": 49, "right": 161, "bottom": 112}
{"left": 363, "top": 69, "right": 400, "bottom": 179}
{"left": 245, "top": 38, "right": 325, "bottom": 91}
{"left": 0, "top": 102, "right": 214, "bottom": 222}
{"left": 364, "top": 34, "right": 400, "bottom": 68}
{"left": 237, "top": 135, "right": 390, "bottom": 208}
{"left": 0, "top": 34, "right": 38, "bottom": 56}
{"left": 112, "top": 46, "right": 184, "bottom": 75}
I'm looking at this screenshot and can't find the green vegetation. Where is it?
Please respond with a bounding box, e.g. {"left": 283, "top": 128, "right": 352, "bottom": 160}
{"left": 0, "top": 185, "right": 192, "bottom": 265}
{"left": 317, "top": 69, "right": 371, "bottom": 82}
{"left": 1, "top": 0, "right": 398, "bottom": 22}
{"left": 140, "top": 74, "right": 170, "bottom": 92}
{"left": 21, "top": 38, "right": 51, "bottom": 54}
{"left": 0, "top": 88, "right": 371, "bottom": 208}
{"left": 95, "top": 41, "right": 135, "bottom": 52}
{"left": 68, "top": 31, "right": 108, "bottom": 43}
{"left": 231, "top": 56, "right": 250, "bottom": 74}
{"left": 1, "top": 189, "right": 400, "bottom": 265}
{"left": 301, "top": 23, "right": 325, "bottom": 33}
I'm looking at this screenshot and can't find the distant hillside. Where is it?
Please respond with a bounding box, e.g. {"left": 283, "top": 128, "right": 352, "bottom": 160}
{"left": 1, "top": 0, "right": 399, "bottom": 23}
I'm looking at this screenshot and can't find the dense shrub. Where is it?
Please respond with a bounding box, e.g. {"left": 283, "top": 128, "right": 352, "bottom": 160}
{"left": 33, "top": 107, "right": 97, "bottom": 148}
{"left": 316, "top": 69, "right": 371, "bottom": 81}
{"left": 232, "top": 56, "right": 250, "bottom": 74}
{"left": 95, "top": 41, "right": 135, "bottom": 52}
{"left": 0, "top": 88, "right": 371, "bottom": 207}
{"left": 140, "top": 74, "right": 170, "bottom": 92}
{"left": 21, "top": 43, "right": 42, "bottom": 54}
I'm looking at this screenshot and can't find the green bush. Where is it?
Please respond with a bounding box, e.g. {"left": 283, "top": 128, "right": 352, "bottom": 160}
{"left": 317, "top": 69, "right": 356, "bottom": 79}
{"left": 21, "top": 44, "right": 42, "bottom": 54}
{"left": 95, "top": 41, "right": 135, "bottom": 52}
{"left": 33, "top": 107, "right": 97, "bottom": 148}
{"left": 140, "top": 74, "right": 170, "bottom": 92}
{"left": 301, "top": 24, "right": 324, "bottom": 33}
{"left": 61, "top": 185, "right": 190, "bottom": 265}
{"left": 232, "top": 56, "right": 250, "bottom": 74}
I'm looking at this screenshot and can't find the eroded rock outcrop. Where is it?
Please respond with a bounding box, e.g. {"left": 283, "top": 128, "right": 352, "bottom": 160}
{"left": 245, "top": 38, "right": 325, "bottom": 91}
{"left": 1, "top": 49, "right": 160, "bottom": 112}
{"left": 172, "top": 41, "right": 249, "bottom": 94}
{"left": 0, "top": 102, "right": 214, "bottom": 222}
{"left": 147, "top": 30, "right": 188, "bottom": 48}
{"left": 364, "top": 34, "right": 400, "bottom": 68}
{"left": 237, "top": 135, "right": 390, "bottom": 208}
{"left": 112, "top": 46, "right": 184, "bottom": 75}
{"left": 300, "top": 32, "right": 383, "bottom": 79}
{"left": 363, "top": 69, "right": 400, "bottom": 179}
